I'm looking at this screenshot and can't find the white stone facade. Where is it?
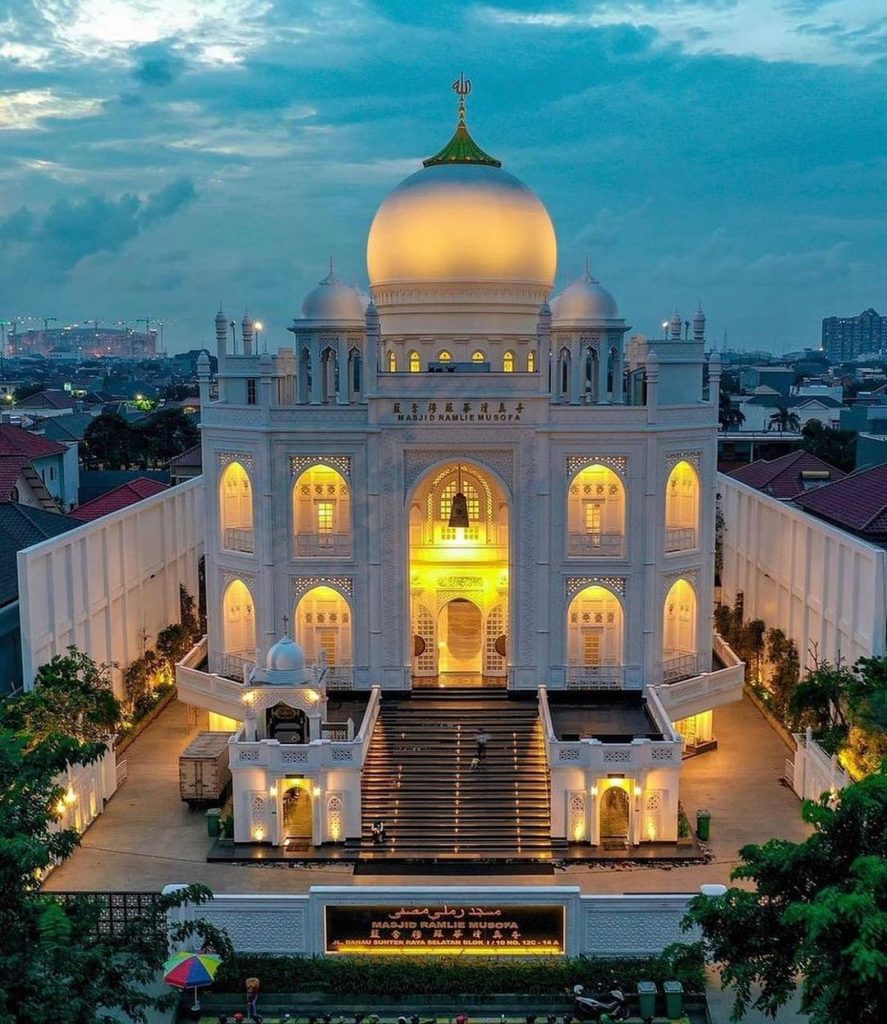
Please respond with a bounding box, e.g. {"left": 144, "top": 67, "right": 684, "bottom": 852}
{"left": 720, "top": 472, "right": 887, "bottom": 666}
{"left": 18, "top": 477, "right": 204, "bottom": 696}
{"left": 177, "top": 107, "right": 734, "bottom": 848}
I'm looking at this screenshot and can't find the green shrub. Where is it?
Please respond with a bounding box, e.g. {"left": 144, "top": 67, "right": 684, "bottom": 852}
{"left": 212, "top": 952, "right": 705, "bottom": 996}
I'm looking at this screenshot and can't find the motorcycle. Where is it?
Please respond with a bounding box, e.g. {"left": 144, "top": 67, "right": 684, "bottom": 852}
{"left": 570, "top": 982, "right": 630, "bottom": 1021}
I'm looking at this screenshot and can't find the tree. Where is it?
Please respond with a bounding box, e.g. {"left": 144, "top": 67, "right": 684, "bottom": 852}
{"left": 682, "top": 772, "right": 887, "bottom": 1024}
{"left": 0, "top": 648, "right": 121, "bottom": 743}
{"left": 135, "top": 408, "right": 198, "bottom": 466}
{"left": 801, "top": 420, "right": 857, "bottom": 472}
{"left": 765, "top": 628, "right": 800, "bottom": 719}
{"left": 0, "top": 659, "right": 232, "bottom": 1022}
{"left": 768, "top": 406, "right": 801, "bottom": 432}
{"left": 83, "top": 411, "right": 136, "bottom": 469}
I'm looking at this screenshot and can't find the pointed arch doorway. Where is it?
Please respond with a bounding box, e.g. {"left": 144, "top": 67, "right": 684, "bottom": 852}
{"left": 409, "top": 462, "right": 510, "bottom": 688}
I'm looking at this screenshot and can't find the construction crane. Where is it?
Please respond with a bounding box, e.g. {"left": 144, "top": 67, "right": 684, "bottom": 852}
{"left": 42, "top": 315, "right": 57, "bottom": 334}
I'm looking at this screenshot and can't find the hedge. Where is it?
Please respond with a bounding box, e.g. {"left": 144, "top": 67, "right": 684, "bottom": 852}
{"left": 213, "top": 951, "right": 705, "bottom": 996}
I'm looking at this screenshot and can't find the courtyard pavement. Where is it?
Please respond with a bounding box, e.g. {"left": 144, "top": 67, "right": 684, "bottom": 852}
{"left": 43, "top": 691, "right": 810, "bottom": 895}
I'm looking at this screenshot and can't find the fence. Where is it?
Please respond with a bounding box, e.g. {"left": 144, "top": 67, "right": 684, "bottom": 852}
{"left": 789, "top": 726, "right": 853, "bottom": 801}
{"left": 51, "top": 891, "right": 163, "bottom": 937}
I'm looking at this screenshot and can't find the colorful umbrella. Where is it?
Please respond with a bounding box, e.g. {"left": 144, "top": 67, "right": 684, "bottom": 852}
{"left": 163, "top": 951, "right": 221, "bottom": 1010}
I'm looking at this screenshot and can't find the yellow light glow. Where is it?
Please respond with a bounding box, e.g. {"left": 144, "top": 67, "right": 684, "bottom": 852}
{"left": 55, "top": 800, "right": 67, "bottom": 816}
{"left": 65, "top": 787, "right": 77, "bottom": 805}
{"left": 312, "top": 786, "right": 321, "bottom": 798}
{"left": 254, "top": 321, "right": 263, "bottom": 331}
{"left": 634, "top": 785, "right": 642, "bottom": 798}
{"left": 304, "top": 688, "right": 319, "bottom": 704}
{"left": 253, "top": 826, "right": 265, "bottom": 842}
{"left": 367, "top": 173, "right": 557, "bottom": 288}
{"left": 242, "top": 690, "right": 256, "bottom": 705}
{"left": 269, "top": 784, "right": 278, "bottom": 797}
{"left": 572, "top": 822, "right": 585, "bottom": 842}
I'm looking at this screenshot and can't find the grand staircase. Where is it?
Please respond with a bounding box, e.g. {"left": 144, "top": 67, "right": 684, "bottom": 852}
{"left": 360, "top": 690, "right": 553, "bottom": 859}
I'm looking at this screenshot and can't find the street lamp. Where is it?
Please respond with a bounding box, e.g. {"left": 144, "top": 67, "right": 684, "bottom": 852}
{"left": 255, "top": 320, "right": 264, "bottom": 353}
{"left": 662, "top": 320, "right": 669, "bottom": 341}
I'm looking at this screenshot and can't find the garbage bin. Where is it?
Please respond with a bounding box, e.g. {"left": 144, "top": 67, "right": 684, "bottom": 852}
{"left": 696, "top": 808, "right": 711, "bottom": 841}
{"left": 637, "top": 980, "right": 658, "bottom": 1018}
{"left": 206, "top": 807, "right": 221, "bottom": 837}
{"left": 663, "top": 980, "right": 684, "bottom": 1019}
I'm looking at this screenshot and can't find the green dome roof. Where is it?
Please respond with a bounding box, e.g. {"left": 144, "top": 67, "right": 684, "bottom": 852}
{"left": 423, "top": 76, "right": 501, "bottom": 169}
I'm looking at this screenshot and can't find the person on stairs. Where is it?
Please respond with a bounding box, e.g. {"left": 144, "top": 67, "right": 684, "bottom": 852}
{"left": 474, "top": 727, "right": 492, "bottom": 764}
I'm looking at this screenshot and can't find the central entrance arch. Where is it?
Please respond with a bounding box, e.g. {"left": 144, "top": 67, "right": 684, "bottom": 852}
{"left": 438, "top": 597, "right": 483, "bottom": 674}
{"left": 408, "top": 461, "right": 510, "bottom": 687}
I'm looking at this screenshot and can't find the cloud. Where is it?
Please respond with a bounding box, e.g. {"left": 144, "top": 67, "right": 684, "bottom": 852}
{"left": 132, "top": 42, "right": 186, "bottom": 86}
{"left": 475, "top": 1, "right": 887, "bottom": 66}
{"left": 0, "top": 88, "right": 102, "bottom": 130}
{"left": 0, "top": 177, "right": 197, "bottom": 274}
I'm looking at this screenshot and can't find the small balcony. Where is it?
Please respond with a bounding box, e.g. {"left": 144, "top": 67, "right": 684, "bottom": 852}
{"left": 221, "top": 651, "right": 256, "bottom": 682}
{"left": 294, "top": 533, "right": 351, "bottom": 557}
{"left": 566, "top": 665, "right": 625, "bottom": 690}
{"left": 665, "top": 526, "right": 696, "bottom": 553}
{"left": 568, "top": 532, "right": 625, "bottom": 557}
{"left": 224, "top": 527, "right": 254, "bottom": 553}
{"left": 653, "top": 634, "right": 745, "bottom": 720}
{"left": 662, "top": 652, "right": 699, "bottom": 683}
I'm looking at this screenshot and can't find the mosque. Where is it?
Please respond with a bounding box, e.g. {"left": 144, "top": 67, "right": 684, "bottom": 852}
{"left": 177, "top": 79, "right": 744, "bottom": 859}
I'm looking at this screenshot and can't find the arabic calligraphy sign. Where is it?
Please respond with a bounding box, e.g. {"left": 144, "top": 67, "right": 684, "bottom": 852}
{"left": 325, "top": 904, "right": 564, "bottom": 955}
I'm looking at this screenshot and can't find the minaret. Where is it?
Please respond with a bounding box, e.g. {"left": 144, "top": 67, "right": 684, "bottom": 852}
{"left": 364, "top": 299, "right": 380, "bottom": 394}
{"left": 242, "top": 312, "right": 255, "bottom": 356}
{"left": 693, "top": 304, "right": 706, "bottom": 344}
{"left": 537, "top": 302, "right": 552, "bottom": 395}
{"left": 215, "top": 304, "right": 228, "bottom": 359}
{"left": 669, "top": 310, "right": 682, "bottom": 340}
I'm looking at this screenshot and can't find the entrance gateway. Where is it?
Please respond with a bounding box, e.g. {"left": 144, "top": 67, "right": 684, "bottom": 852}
{"left": 167, "top": 885, "right": 694, "bottom": 958}
{"left": 409, "top": 461, "right": 509, "bottom": 688}
{"left": 181, "top": 76, "right": 733, "bottom": 861}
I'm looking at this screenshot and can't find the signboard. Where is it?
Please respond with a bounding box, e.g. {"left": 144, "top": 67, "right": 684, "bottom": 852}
{"left": 384, "top": 400, "right": 527, "bottom": 424}
{"left": 325, "top": 903, "right": 564, "bottom": 956}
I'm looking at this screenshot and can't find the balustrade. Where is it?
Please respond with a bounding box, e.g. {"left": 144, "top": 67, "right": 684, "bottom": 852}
{"left": 568, "top": 532, "right": 625, "bottom": 557}
{"left": 565, "top": 665, "right": 625, "bottom": 689}
{"left": 294, "top": 533, "right": 351, "bottom": 557}
{"left": 662, "top": 652, "right": 699, "bottom": 683}
{"left": 664, "top": 527, "right": 696, "bottom": 552}
{"left": 224, "top": 527, "right": 254, "bottom": 553}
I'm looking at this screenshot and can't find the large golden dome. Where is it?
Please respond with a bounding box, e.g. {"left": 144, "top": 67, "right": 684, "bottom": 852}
{"left": 366, "top": 103, "right": 556, "bottom": 291}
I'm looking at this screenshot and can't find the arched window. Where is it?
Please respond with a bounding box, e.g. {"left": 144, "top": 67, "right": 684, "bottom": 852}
{"left": 502, "top": 351, "right": 515, "bottom": 373}
{"left": 471, "top": 350, "right": 486, "bottom": 363}
{"left": 294, "top": 585, "right": 352, "bottom": 676}
{"left": 292, "top": 464, "right": 351, "bottom": 557}
{"left": 665, "top": 460, "right": 700, "bottom": 552}
{"left": 439, "top": 477, "right": 481, "bottom": 540}
{"left": 567, "top": 464, "right": 625, "bottom": 557}
{"left": 222, "top": 578, "right": 255, "bottom": 679}
{"left": 387, "top": 351, "right": 397, "bottom": 372}
{"left": 409, "top": 350, "right": 421, "bottom": 373}
{"left": 219, "top": 461, "right": 253, "bottom": 552}
{"left": 527, "top": 349, "right": 536, "bottom": 373}
{"left": 566, "top": 585, "right": 624, "bottom": 687}
{"left": 663, "top": 579, "right": 698, "bottom": 682}
{"left": 438, "top": 350, "right": 451, "bottom": 362}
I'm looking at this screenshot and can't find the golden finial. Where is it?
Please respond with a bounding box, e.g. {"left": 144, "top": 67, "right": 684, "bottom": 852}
{"left": 453, "top": 72, "right": 471, "bottom": 124}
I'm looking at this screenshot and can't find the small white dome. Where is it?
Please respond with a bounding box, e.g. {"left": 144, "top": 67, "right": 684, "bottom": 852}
{"left": 265, "top": 634, "right": 306, "bottom": 674}
{"left": 552, "top": 269, "right": 618, "bottom": 322}
{"left": 300, "top": 267, "right": 365, "bottom": 322}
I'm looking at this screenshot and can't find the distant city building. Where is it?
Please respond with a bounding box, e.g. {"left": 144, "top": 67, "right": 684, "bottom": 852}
{"left": 821, "top": 308, "right": 887, "bottom": 362}
{"left": 8, "top": 325, "right": 157, "bottom": 359}
{"left": 738, "top": 365, "right": 794, "bottom": 397}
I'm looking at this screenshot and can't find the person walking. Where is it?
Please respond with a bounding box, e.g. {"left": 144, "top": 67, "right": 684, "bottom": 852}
{"left": 475, "top": 727, "right": 492, "bottom": 764}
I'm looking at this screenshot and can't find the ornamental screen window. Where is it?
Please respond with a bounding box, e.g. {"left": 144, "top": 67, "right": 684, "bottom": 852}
{"left": 246, "top": 379, "right": 257, "bottom": 404}
{"left": 387, "top": 351, "right": 397, "bottom": 372}
{"left": 440, "top": 479, "right": 480, "bottom": 540}
{"left": 315, "top": 501, "right": 334, "bottom": 535}
{"left": 471, "top": 350, "right": 486, "bottom": 362}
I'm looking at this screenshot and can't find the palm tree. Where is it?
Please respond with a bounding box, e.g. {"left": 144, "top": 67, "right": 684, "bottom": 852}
{"left": 769, "top": 406, "right": 801, "bottom": 432}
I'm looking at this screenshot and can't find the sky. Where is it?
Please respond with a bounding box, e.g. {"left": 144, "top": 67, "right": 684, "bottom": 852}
{"left": 0, "top": 0, "right": 885, "bottom": 354}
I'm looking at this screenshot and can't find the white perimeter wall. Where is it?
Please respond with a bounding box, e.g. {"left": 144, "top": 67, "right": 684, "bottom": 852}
{"left": 719, "top": 473, "right": 887, "bottom": 667}
{"left": 165, "top": 885, "right": 697, "bottom": 957}
{"left": 18, "top": 477, "right": 205, "bottom": 695}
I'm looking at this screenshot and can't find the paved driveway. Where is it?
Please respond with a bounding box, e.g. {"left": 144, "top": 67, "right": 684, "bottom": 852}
{"left": 43, "top": 693, "right": 810, "bottom": 895}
